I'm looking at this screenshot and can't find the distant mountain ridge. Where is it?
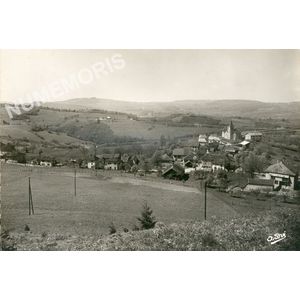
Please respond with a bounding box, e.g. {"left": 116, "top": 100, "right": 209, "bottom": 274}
{"left": 44, "top": 98, "right": 300, "bottom": 119}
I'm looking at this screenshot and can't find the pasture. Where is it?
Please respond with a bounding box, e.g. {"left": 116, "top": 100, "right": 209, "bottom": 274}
{"left": 1, "top": 164, "right": 237, "bottom": 237}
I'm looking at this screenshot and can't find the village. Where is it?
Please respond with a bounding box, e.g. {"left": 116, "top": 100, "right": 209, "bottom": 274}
{"left": 1, "top": 119, "right": 299, "bottom": 202}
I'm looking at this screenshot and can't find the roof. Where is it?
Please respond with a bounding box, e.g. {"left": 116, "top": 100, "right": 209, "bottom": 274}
{"left": 201, "top": 161, "right": 212, "bottom": 167}
{"left": 246, "top": 179, "right": 274, "bottom": 186}
{"left": 186, "top": 139, "right": 199, "bottom": 147}
{"left": 239, "top": 140, "right": 250, "bottom": 146}
{"left": 264, "top": 161, "right": 295, "bottom": 176}
{"left": 245, "top": 132, "right": 262, "bottom": 136}
{"left": 224, "top": 146, "right": 239, "bottom": 152}
{"left": 198, "top": 135, "right": 207, "bottom": 143}
{"left": 183, "top": 153, "right": 197, "bottom": 161}
{"left": 201, "top": 154, "right": 225, "bottom": 165}
{"left": 173, "top": 148, "right": 185, "bottom": 156}
{"left": 162, "top": 163, "right": 184, "bottom": 176}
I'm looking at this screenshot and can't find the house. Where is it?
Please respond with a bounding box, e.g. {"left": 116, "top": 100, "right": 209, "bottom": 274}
{"left": 104, "top": 163, "right": 118, "bottom": 170}
{"left": 87, "top": 161, "right": 95, "bottom": 169}
{"left": 198, "top": 134, "right": 208, "bottom": 146}
{"left": 162, "top": 163, "right": 187, "bottom": 180}
{"left": 212, "top": 164, "right": 225, "bottom": 172}
{"left": 200, "top": 153, "right": 226, "bottom": 172}
{"left": 238, "top": 140, "right": 250, "bottom": 149}
{"left": 244, "top": 132, "right": 262, "bottom": 142}
{"left": 196, "top": 161, "right": 212, "bottom": 172}
{"left": 186, "top": 139, "right": 199, "bottom": 152}
{"left": 259, "top": 161, "right": 297, "bottom": 190}
{"left": 243, "top": 178, "right": 274, "bottom": 192}
{"left": 224, "top": 145, "right": 240, "bottom": 155}
{"left": 208, "top": 135, "right": 221, "bottom": 143}
{"left": 172, "top": 148, "right": 186, "bottom": 161}
{"left": 40, "top": 161, "right": 52, "bottom": 167}
{"left": 96, "top": 153, "right": 121, "bottom": 170}
{"left": 221, "top": 121, "right": 240, "bottom": 141}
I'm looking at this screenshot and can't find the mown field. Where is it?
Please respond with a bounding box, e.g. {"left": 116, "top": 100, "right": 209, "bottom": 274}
{"left": 1, "top": 164, "right": 237, "bottom": 238}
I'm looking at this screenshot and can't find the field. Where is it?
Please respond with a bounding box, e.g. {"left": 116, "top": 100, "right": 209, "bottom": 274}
{"left": 1, "top": 164, "right": 237, "bottom": 237}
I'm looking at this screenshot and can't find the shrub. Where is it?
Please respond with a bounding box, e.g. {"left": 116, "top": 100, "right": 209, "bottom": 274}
{"left": 137, "top": 202, "right": 157, "bottom": 230}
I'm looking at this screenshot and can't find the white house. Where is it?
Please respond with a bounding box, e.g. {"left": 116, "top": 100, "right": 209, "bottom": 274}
{"left": 208, "top": 135, "right": 221, "bottom": 143}
{"left": 198, "top": 134, "right": 208, "bottom": 145}
{"left": 238, "top": 140, "right": 251, "bottom": 148}
{"left": 40, "top": 161, "right": 52, "bottom": 167}
{"left": 245, "top": 132, "right": 262, "bottom": 141}
{"left": 212, "top": 164, "right": 225, "bottom": 172}
{"left": 256, "top": 161, "right": 297, "bottom": 190}
{"left": 196, "top": 161, "right": 212, "bottom": 172}
{"left": 104, "top": 163, "right": 118, "bottom": 170}
{"left": 87, "top": 162, "right": 95, "bottom": 169}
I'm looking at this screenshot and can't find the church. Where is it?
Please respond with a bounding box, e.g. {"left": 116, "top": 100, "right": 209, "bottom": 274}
{"left": 221, "top": 121, "right": 240, "bottom": 141}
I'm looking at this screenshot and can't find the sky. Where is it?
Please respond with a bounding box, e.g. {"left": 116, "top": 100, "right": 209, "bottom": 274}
{"left": 1, "top": 49, "right": 300, "bottom": 103}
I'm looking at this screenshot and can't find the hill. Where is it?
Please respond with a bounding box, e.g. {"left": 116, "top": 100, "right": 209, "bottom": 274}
{"left": 44, "top": 98, "right": 300, "bottom": 119}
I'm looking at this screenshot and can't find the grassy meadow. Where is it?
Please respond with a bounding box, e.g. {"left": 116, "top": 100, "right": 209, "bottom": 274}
{"left": 1, "top": 164, "right": 237, "bottom": 238}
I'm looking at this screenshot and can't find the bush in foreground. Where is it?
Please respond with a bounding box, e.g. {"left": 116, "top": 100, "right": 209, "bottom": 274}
{"left": 2, "top": 208, "right": 299, "bottom": 251}
{"left": 137, "top": 202, "right": 157, "bottom": 230}
{"left": 100, "top": 208, "right": 300, "bottom": 251}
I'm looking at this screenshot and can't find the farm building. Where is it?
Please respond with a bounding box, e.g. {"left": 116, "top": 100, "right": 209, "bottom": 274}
{"left": 172, "top": 148, "right": 187, "bottom": 161}
{"left": 162, "top": 163, "right": 187, "bottom": 180}
{"left": 243, "top": 178, "right": 274, "bottom": 192}
{"left": 260, "top": 161, "right": 297, "bottom": 191}
{"left": 244, "top": 131, "right": 262, "bottom": 141}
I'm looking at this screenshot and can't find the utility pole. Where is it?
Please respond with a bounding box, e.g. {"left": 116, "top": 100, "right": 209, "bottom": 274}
{"left": 28, "top": 177, "right": 34, "bottom": 215}
{"left": 94, "top": 143, "right": 97, "bottom": 176}
{"left": 74, "top": 168, "right": 77, "bottom": 197}
{"left": 204, "top": 181, "right": 207, "bottom": 220}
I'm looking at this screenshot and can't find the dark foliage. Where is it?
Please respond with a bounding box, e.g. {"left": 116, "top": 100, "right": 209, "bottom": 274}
{"left": 137, "top": 203, "right": 157, "bottom": 230}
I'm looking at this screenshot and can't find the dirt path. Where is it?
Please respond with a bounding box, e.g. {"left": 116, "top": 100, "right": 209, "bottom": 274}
{"left": 110, "top": 176, "right": 201, "bottom": 194}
